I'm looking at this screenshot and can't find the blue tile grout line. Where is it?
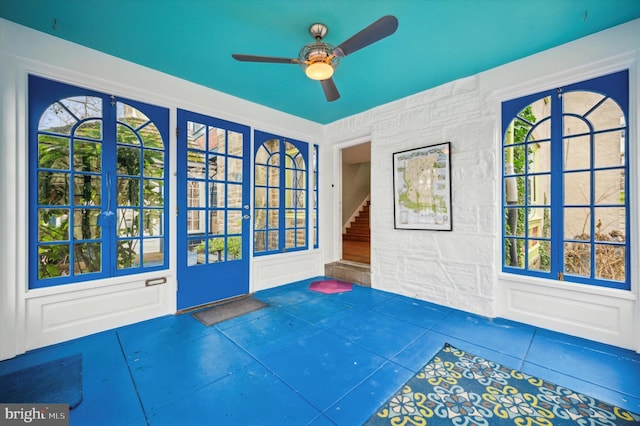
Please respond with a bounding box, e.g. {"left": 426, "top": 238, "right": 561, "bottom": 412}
{"left": 116, "top": 330, "right": 150, "bottom": 426}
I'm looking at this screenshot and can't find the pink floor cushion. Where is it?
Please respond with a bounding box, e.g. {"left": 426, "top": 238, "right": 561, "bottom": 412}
{"left": 308, "top": 279, "right": 353, "bottom": 294}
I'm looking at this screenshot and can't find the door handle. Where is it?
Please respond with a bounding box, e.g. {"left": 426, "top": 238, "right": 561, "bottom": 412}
{"left": 243, "top": 215, "right": 251, "bottom": 220}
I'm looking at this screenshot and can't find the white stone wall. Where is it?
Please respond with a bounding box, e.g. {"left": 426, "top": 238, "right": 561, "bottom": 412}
{"left": 327, "top": 76, "right": 497, "bottom": 317}
{"left": 326, "top": 18, "right": 640, "bottom": 350}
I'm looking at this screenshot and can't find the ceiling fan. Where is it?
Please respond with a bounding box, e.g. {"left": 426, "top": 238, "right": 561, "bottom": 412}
{"left": 231, "top": 15, "right": 398, "bottom": 102}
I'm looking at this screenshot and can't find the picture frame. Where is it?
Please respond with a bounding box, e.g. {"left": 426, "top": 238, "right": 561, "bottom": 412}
{"left": 393, "top": 142, "right": 452, "bottom": 231}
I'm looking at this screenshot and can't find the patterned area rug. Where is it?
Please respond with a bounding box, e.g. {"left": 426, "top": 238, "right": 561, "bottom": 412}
{"left": 366, "top": 343, "right": 640, "bottom": 425}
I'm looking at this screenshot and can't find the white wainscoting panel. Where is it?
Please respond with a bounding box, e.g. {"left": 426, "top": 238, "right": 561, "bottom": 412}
{"left": 25, "top": 278, "right": 172, "bottom": 350}
{"left": 500, "top": 278, "right": 635, "bottom": 349}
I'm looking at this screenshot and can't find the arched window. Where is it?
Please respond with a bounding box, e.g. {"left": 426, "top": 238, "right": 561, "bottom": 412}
{"left": 501, "top": 70, "right": 629, "bottom": 289}
{"left": 29, "top": 75, "right": 169, "bottom": 288}
{"left": 254, "top": 131, "right": 308, "bottom": 255}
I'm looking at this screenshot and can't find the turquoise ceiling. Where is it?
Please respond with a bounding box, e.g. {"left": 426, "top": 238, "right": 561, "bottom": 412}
{"left": 2, "top": 0, "right": 639, "bottom": 124}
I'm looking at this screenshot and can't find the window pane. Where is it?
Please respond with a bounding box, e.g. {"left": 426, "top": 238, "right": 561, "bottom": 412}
{"left": 117, "top": 239, "right": 140, "bottom": 269}
{"left": 264, "top": 139, "right": 279, "bottom": 155}
{"left": 228, "top": 211, "right": 242, "bottom": 234}
{"left": 503, "top": 176, "right": 524, "bottom": 204}
{"left": 595, "top": 244, "right": 625, "bottom": 281}
{"left": 563, "top": 115, "right": 589, "bottom": 136}
{"left": 139, "top": 123, "right": 163, "bottom": 149}
{"left": 268, "top": 188, "right": 280, "bottom": 207}
{"left": 255, "top": 165, "right": 267, "bottom": 186}
{"left": 117, "top": 124, "right": 140, "bottom": 145}
{"left": 285, "top": 210, "right": 295, "bottom": 227}
{"left": 594, "top": 131, "right": 625, "bottom": 168}
{"left": 528, "top": 240, "right": 550, "bottom": 272}
{"left": 228, "top": 158, "right": 243, "bottom": 182}
{"left": 528, "top": 142, "right": 550, "bottom": 173}
{"left": 39, "top": 135, "right": 70, "bottom": 169}
{"left": 563, "top": 91, "right": 604, "bottom": 116}
{"left": 74, "top": 242, "right": 101, "bottom": 274}
{"left": 528, "top": 175, "right": 550, "bottom": 206}
{"left": 228, "top": 131, "right": 243, "bottom": 156}
{"left": 594, "top": 169, "right": 624, "bottom": 205}
{"left": 254, "top": 209, "right": 266, "bottom": 230}
{"left": 143, "top": 209, "right": 163, "bottom": 236}
{"left": 75, "top": 119, "right": 102, "bottom": 140}
{"left": 118, "top": 178, "right": 139, "bottom": 206}
{"left": 187, "top": 122, "right": 206, "bottom": 149}
{"left": 503, "top": 208, "right": 525, "bottom": 236}
{"left": 564, "top": 207, "right": 590, "bottom": 240}
{"left": 296, "top": 229, "right": 306, "bottom": 246}
{"left": 118, "top": 208, "right": 139, "bottom": 237}
{"left": 209, "top": 210, "right": 224, "bottom": 235}
{"left": 564, "top": 172, "right": 590, "bottom": 205}
{"left": 255, "top": 146, "right": 270, "bottom": 164}
{"left": 74, "top": 141, "right": 101, "bottom": 172}
{"left": 254, "top": 232, "right": 266, "bottom": 252}
{"left": 38, "top": 208, "right": 69, "bottom": 241}
{"left": 564, "top": 242, "right": 591, "bottom": 277}
{"left": 504, "top": 238, "right": 524, "bottom": 268}
{"left": 144, "top": 179, "right": 164, "bottom": 206}
{"left": 563, "top": 135, "right": 590, "bottom": 170}
{"left": 188, "top": 239, "right": 205, "bottom": 266}
{"left": 268, "top": 230, "right": 279, "bottom": 250}
{"left": 227, "top": 236, "right": 242, "bottom": 261}
{"left": 527, "top": 208, "right": 549, "bottom": 238}
{"left": 142, "top": 239, "right": 163, "bottom": 266}
{"left": 117, "top": 146, "right": 140, "bottom": 175}
{"left": 38, "top": 172, "right": 69, "bottom": 205}
{"left": 503, "top": 144, "right": 525, "bottom": 175}
{"left": 39, "top": 103, "right": 77, "bottom": 134}
{"left": 208, "top": 237, "right": 224, "bottom": 263}
{"left": 73, "top": 174, "right": 101, "bottom": 206}
{"left": 143, "top": 150, "right": 164, "bottom": 178}
{"left": 209, "top": 182, "right": 225, "bottom": 208}
{"left": 587, "top": 97, "right": 624, "bottom": 132}
{"left": 227, "top": 184, "right": 242, "bottom": 208}
{"left": 73, "top": 209, "right": 101, "bottom": 239}
{"left": 208, "top": 154, "right": 224, "bottom": 180}
{"left": 208, "top": 127, "right": 225, "bottom": 153}
{"left": 285, "top": 229, "right": 295, "bottom": 248}
{"left": 187, "top": 152, "right": 206, "bottom": 178}
{"left": 117, "top": 103, "right": 150, "bottom": 130}
{"left": 594, "top": 207, "right": 625, "bottom": 242}
{"left": 268, "top": 165, "right": 279, "bottom": 186}
{"left": 38, "top": 244, "right": 70, "bottom": 278}
{"left": 255, "top": 188, "right": 267, "bottom": 208}
{"left": 268, "top": 210, "right": 279, "bottom": 228}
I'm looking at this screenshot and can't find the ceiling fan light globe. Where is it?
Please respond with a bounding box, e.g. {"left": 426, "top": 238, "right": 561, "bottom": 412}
{"left": 305, "top": 62, "right": 334, "bottom": 80}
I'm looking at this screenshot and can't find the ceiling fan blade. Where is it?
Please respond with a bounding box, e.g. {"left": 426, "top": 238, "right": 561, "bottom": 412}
{"left": 321, "top": 78, "right": 340, "bottom": 102}
{"left": 232, "top": 54, "right": 300, "bottom": 64}
{"left": 334, "top": 15, "right": 398, "bottom": 58}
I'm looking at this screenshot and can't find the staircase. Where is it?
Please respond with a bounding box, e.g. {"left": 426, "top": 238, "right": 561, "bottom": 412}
{"left": 343, "top": 201, "right": 370, "bottom": 242}
{"left": 325, "top": 200, "right": 371, "bottom": 286}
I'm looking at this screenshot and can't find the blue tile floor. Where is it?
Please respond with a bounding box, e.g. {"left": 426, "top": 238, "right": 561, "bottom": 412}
{"left": 2, "top": 277, "right": 640, "bottom": 425}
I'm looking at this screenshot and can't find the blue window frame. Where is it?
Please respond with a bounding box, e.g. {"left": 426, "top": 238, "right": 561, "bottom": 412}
{"left": 501, "top": 70, "right": 629, "bottom": 290}
{"left": 29, "top": 75, "right": 169, "bottom": 288}
{"left": 313, "top": 144, "right": 319, "bottom": 249}
{"left": 253, "top": 130, "right": 309, "bottom": 255}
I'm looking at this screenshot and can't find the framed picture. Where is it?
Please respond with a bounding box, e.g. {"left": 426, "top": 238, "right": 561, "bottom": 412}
{"left": 393, "top": 142, "right": 452, "bottom": 230}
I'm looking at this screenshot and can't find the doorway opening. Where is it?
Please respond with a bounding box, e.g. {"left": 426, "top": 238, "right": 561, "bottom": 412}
{"left": 341, "top": 142, "right": 371, "bottom": 265}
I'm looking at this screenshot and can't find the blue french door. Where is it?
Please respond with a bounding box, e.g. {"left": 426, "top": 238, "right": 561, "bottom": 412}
{"left": 176, "top": 109, "right": 251, "bottom": 310}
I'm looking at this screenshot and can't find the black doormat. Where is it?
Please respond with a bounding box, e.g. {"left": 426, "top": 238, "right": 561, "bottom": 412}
{"left": 192, "top": 297, "right": 268, "bottom": 326}
{"left": 0, "top": 353, "right": 83, "bottom": 409}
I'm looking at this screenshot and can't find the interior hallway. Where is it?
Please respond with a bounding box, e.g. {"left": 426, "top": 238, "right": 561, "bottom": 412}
{"left": 1, "top": 277, "right": 639, "bottom": 425}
